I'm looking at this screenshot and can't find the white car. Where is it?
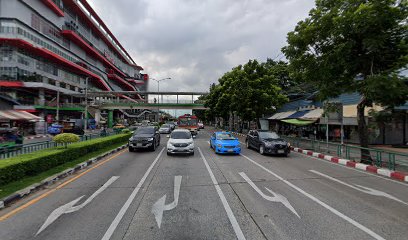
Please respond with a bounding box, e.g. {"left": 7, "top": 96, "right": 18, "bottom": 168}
{"left": 167, "top": 129, "right": 194, "bottom": 155}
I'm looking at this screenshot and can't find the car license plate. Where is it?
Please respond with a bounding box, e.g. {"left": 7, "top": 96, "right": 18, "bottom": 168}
{"left": 228, "top": 149, "right": 234, "bottom": 152}
{"left": 278, "top": 150, "right": 285, "bottom": 154}
{"left": 137, "top": 143, "right": 142, "bottom": 147}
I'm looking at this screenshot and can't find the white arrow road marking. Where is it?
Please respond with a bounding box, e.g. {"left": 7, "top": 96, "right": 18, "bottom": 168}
{"left": 102, "top": 148, "right": 165, "bottom": 240}
{"left": 36, "top": 176, "right": 119, "bottom": 235}
{"left": 240, "top": 153, "right": 385, "bottom": 240}
{"left": 239, "top": 172, "right": 300, "bottom": 218}
{"left": 309, "top": 170, "right": 408, "bottom": 206}
{"left": 151, "top": 175, "right": 182, "bottom": 228}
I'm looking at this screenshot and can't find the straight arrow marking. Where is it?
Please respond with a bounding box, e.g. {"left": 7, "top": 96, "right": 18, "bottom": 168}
{"left": 152, "top": 175, "right": 182, "bottom": 228}
{"left": 309, "top": 170, "right": 408, "bottom": 206}
{"left": 36, "top": 176, "right": 119, "bottom": 235}
{"left": 239, "top": 172, "right": 300, "bottom": 218}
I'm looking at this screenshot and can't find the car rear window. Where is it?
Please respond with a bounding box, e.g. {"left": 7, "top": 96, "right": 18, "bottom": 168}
{"left": 171, "top": 131, "right": 191, "bottom": 139}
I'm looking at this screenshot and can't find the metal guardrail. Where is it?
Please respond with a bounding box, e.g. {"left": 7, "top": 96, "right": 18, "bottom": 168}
{"left": 0, "top": 132, "right": 118, "bottom": 159}
{"left": 282, "top": 136, "right": 408, "bottom": 172}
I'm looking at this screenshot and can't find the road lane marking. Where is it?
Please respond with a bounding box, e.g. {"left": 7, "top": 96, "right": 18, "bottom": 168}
{"left": 240, "top": 153, "right": 385, "bottom": 240}
{"left": 152, "top": 175, "right": 182, "bottom": 228}
{"left": 0, "top": 149, "right": 127, "bottom": 221}
{"left": 239, "top": 172, "right": 300, "bottom": 218}
{"left": 309, "top": 170, "right": 408, "bottom": 206}
{"left": 36, "top": 176, "right": 119, "bottom": 235}
{"left": 101, "top": 148, "right": 165, "bottom": 240}
{"left": 198, "top": 147, "right": 246, "bottom": 240}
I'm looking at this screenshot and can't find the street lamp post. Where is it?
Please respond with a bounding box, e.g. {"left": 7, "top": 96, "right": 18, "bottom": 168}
{"left": 151, "top": 77, "right": 171, "bottom": 122}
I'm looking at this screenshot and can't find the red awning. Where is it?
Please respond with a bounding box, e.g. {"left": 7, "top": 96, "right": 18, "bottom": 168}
{"left": 0, "top": 110, "right": 41, "bottom": 121}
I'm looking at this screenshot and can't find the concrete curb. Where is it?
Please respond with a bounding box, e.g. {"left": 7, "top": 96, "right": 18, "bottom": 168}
{"left": 0, "top": 144, "right": 128, "bottom": 210}
{"left": 291, "top": 146, "right": 408, "bottom": 183}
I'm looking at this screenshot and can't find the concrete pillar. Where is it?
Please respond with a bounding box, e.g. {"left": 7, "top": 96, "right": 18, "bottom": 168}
{"left": 38, "top": 89, "right": 45, "bottom": 105}
{"left": 94, "top": 109, "right": 101, "bottom": 126}
{"left": 108, "top": 110, "right": 113, "bottom": 128}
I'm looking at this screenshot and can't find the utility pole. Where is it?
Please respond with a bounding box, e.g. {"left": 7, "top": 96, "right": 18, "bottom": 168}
{"left": 151, "top": 77, "right": 171, "bottom": 122}
{"left": 56, "top": 90, "right": 60, "bottom": 122}
{"left": 84, "top": 77, "right": 89, "bottom": 131}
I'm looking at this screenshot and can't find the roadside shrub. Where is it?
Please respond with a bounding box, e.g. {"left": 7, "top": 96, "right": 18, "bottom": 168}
{"left": 0, "top": 133, "right": 131, "bottom": 186}
{"left": 53, "top": 133, "right": 80, "bottom": 148}
{"left": 121, "top": 129, "right": 131, "bottom": 134}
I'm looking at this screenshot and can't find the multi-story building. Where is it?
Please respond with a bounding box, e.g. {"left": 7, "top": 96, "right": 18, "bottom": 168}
{"left": 0, "top": 0, "right": 148, "bottom": 132}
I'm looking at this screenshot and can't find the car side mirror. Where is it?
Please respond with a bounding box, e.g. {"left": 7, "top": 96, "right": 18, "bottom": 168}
{"left": 155, "top": 131, "right": 159, "bottom": 134}
{"left": 167, "top": 135, "right": 170, "bottom": 138}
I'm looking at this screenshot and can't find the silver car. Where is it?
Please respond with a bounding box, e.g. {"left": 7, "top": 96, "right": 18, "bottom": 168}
{"left": 166, "top": 129, "right": 194, "bottom": 155}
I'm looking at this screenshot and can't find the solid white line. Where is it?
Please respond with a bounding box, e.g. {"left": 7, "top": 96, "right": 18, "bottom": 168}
{"left": 101, "top": 148, "right": 165, "bottom": 240}
{"left": 240, "top": 153, "right": 385, "bottom": 240}
{"left": 198, "top": 147, "right": 246, "bottom": 240}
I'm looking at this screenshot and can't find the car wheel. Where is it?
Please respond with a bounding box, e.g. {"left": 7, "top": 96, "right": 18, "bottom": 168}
{"left": 210, "top": 142, "right": 213, "bottom": 149}
{"left": 151, "top": 140, "right": 156, "bottom": 151}
{"left": 129, "top": 147, "right": 134, "bottom": 152}
{"left": 259, "top": 145, "right": 265, "bottom": 155}
{"left": 246, "top": 140, "right": 250, "bottom": 149}
{"left": 191, "top": 151, "right": 195, "bottom": 156}
{"left": 167, "top": 151, "right": 171, "bottom": 156}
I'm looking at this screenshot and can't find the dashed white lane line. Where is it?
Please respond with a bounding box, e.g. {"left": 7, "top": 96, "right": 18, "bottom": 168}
{"left": 240, "top": 153, "right": 385, "bottom": 240}
{"left": 101, "top": 148, "right": 165, "bottom": 240}
{"left": 198, "top": 147, "right": 246, "bottom": 240}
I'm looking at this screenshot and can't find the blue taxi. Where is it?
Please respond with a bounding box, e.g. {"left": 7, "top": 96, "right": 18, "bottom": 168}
{"left": 210, "top": 132, "right": 241, "bottom": 154}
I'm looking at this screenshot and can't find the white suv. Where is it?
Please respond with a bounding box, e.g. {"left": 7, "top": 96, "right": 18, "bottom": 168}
{"left": 167, "top": 129, "right": 194, "bottom": 155}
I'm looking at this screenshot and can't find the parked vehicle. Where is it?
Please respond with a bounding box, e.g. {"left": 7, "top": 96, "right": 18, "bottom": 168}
{"left": 166, "top": 129, "right": 194, "bottom": 155}
{"left": 245, "top": 130, "right": 290, "bottom": 156}
{"left": 177, "top": 114, "right": 198, "bottom": 136}
{"left": 128, "top": 126, "right": 160, "bottom": 152}
{"left": 159, "top": 124, "right": 172, "bottom": 134}
{"left": 210, "top": 132, "right": 241, "bottom": 154}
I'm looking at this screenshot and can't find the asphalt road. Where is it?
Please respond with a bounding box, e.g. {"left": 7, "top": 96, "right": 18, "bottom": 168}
{"left": 1, "top": 128, "right": 408, "bottom": 240}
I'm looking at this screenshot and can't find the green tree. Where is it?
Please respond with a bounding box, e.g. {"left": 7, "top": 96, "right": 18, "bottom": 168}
{"left": 283, "top": 0, "right": 408, "bottom": 163}
{"left": 53, "top": 133, "right": 80, "bottom": 148}
{"left": 206, "top": 60, "right": 288, "bottom": 129}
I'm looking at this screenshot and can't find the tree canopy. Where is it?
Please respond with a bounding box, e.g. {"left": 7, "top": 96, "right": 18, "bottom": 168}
{"left": 205, "top": 59, "right": 289, "bottom": 126}
{"left": 282, "top": 0, "right": 408, "bottom": 161}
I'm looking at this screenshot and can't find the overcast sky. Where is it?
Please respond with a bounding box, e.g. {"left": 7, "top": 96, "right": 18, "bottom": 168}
{"left": 88, "top": 0, "right": 315, "bottom": 93}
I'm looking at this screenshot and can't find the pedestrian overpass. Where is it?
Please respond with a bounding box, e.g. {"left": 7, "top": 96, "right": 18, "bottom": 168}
{"left": 73, "top": 91, "right": 208, "bottom": 110}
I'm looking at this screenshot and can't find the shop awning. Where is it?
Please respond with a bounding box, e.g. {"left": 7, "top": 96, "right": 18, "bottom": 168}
{"left": 286, "top": 110, "right": 310, "bottom": 119}
{"left": 301, "top": 108, "right": 324, "bottom": 120}
{"left": 0, "top": 110, "right": 41, "bottom": 121}
{"left": 270, "top": 111, "right": 296, "bottom": 120}
{"left": 281, "top": 119, "right": 316, "bottom": 126}
{"left": 269, "top": 112, "right": 287, "bottom": 120}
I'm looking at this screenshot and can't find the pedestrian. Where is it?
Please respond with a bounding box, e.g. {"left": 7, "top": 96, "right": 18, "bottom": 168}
{"left": 15, "top": 131, "right": 23, "bottom": 145}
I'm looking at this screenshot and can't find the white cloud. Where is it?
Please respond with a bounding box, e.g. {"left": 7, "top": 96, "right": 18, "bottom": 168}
{"left": 88, "top": 0, "right": 314, "bottom": 92}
